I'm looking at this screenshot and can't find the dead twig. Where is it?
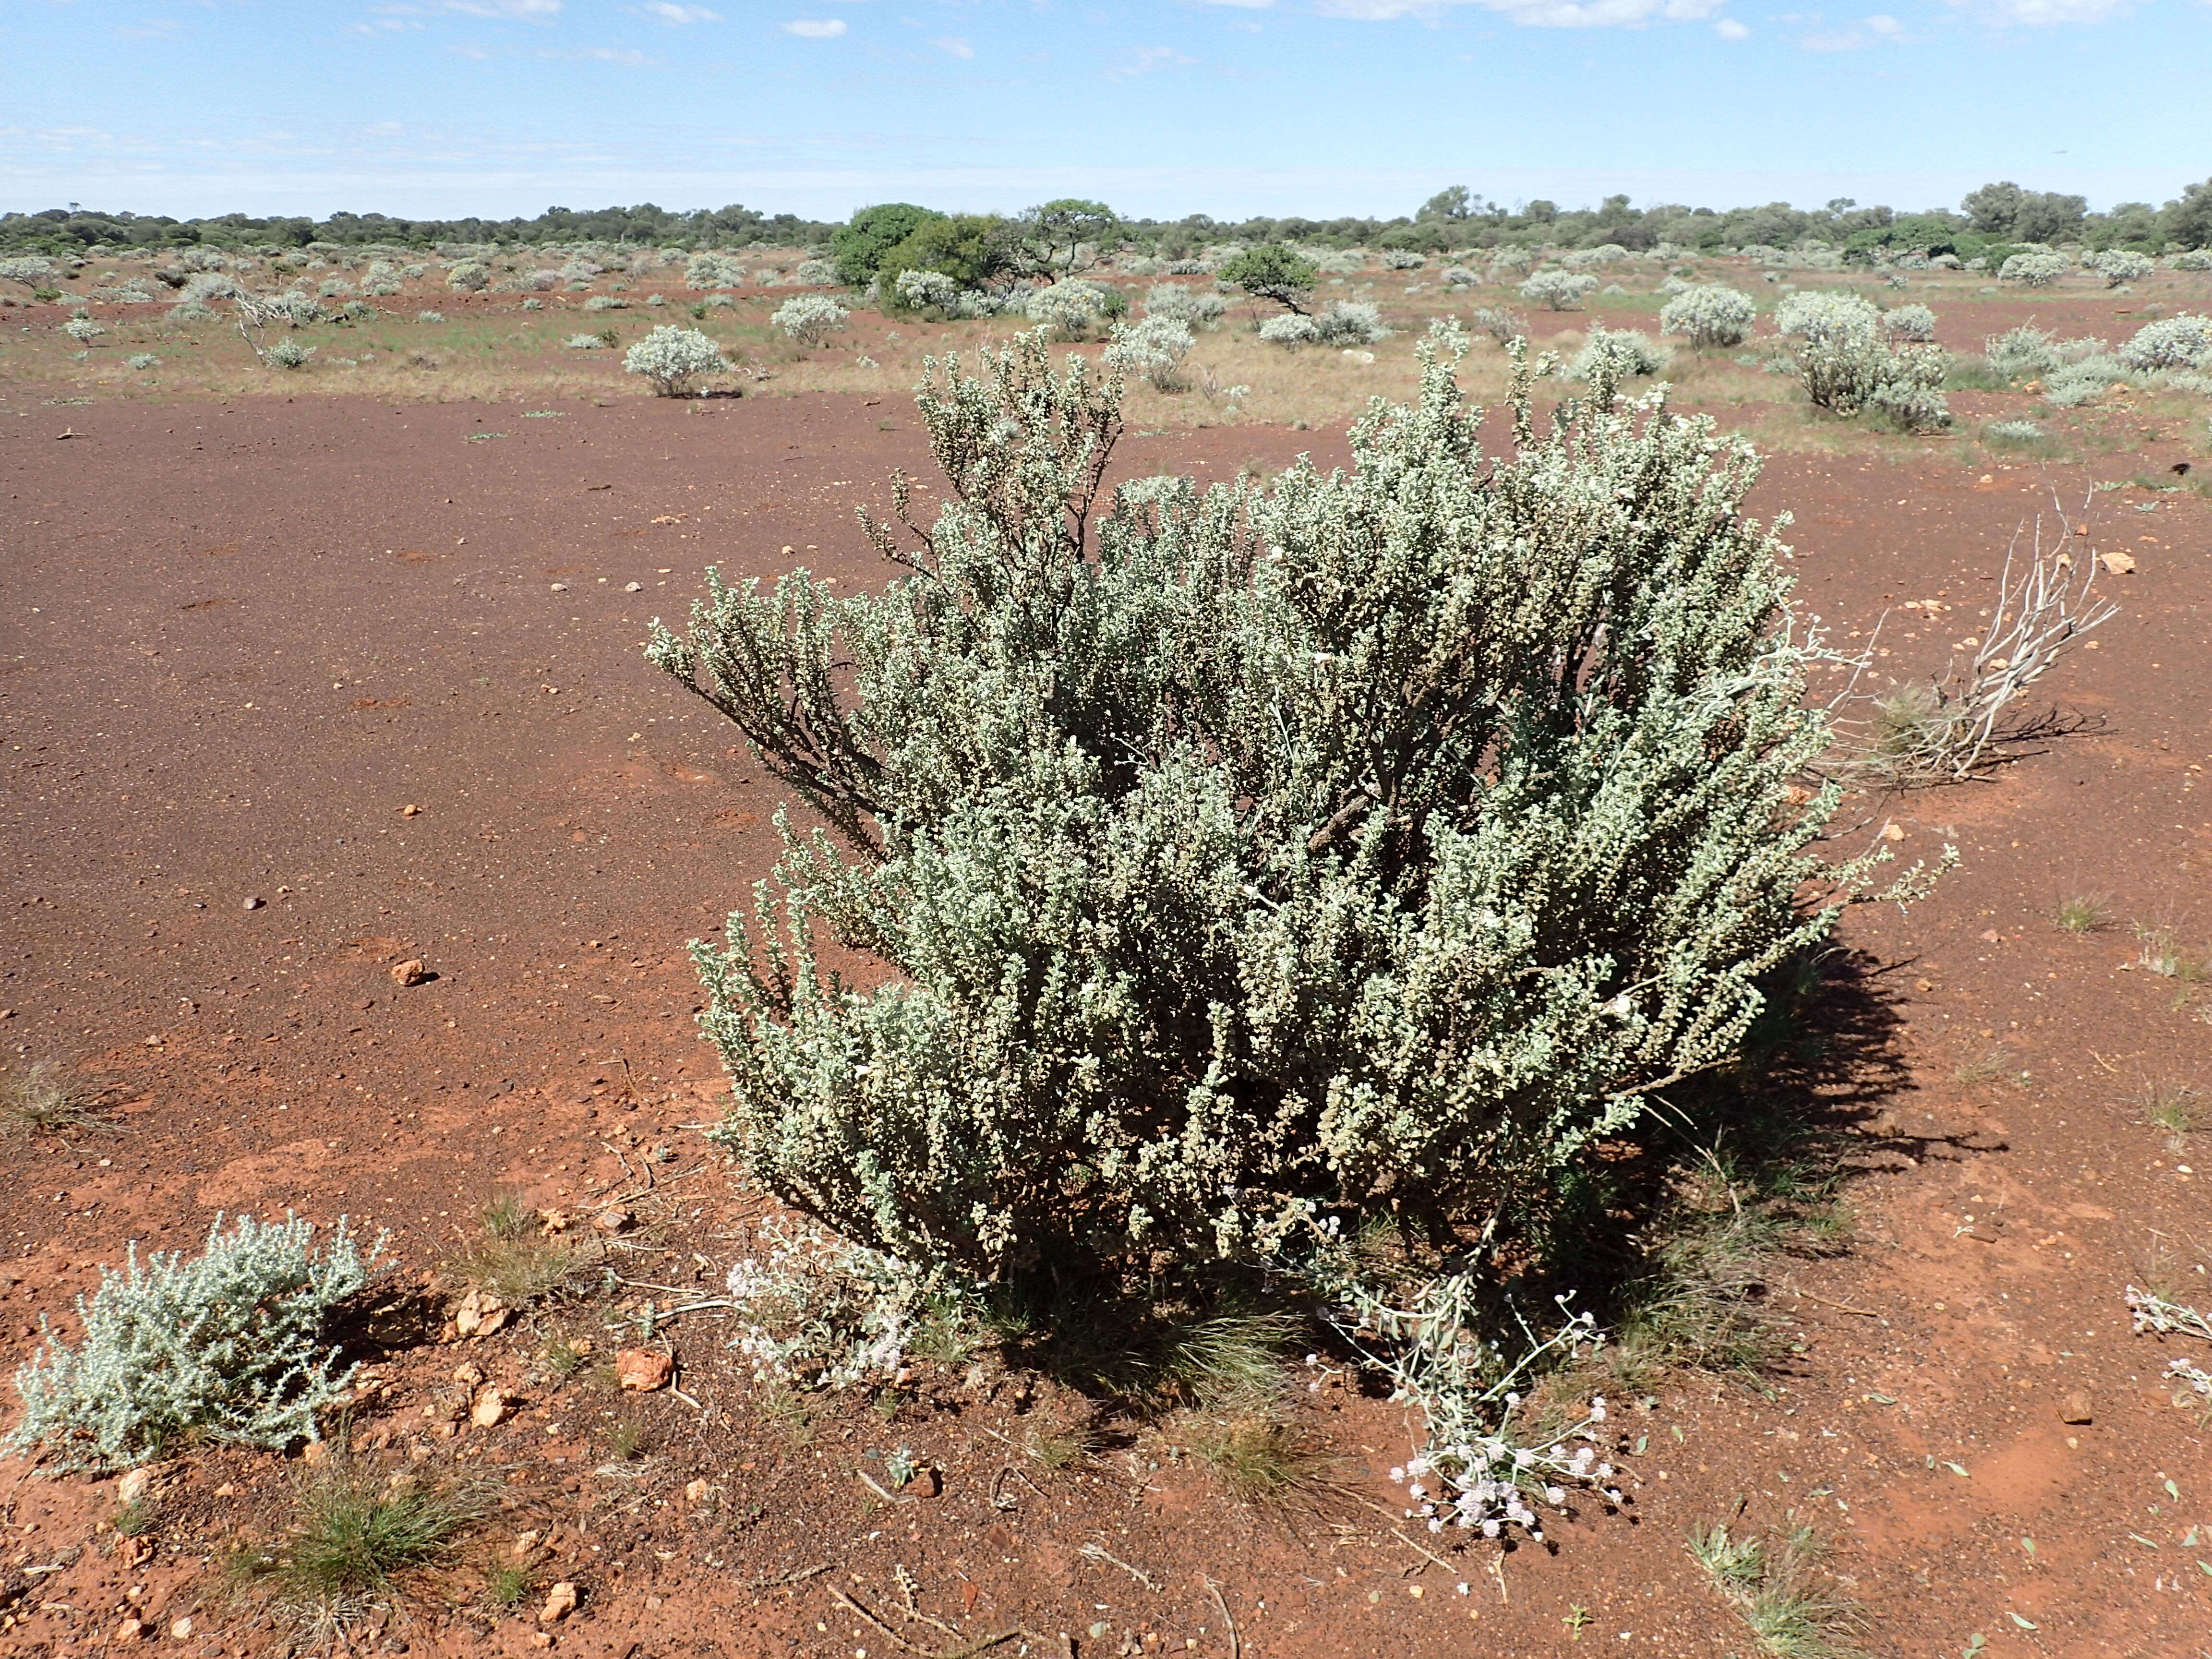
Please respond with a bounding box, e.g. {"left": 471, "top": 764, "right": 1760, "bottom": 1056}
{"left": 1079, "top": 1542, "right": 1161, "bottom": 1591}
{"left": 1203, "top": 1577, "right": 1240, "bottom": 1659}
{"left": 1786, "top": 1283, "right": 1881, "bottom": 1319}
{"left": 746, "top": 1563, "right": 830, "bottom": 1590}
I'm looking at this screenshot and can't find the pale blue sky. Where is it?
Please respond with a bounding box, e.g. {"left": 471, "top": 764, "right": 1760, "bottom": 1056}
{"left": 0, "top": 0, "right": 2204, "bottom": 222}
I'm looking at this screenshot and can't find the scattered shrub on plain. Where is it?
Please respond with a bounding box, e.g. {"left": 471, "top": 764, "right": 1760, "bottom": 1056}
{"left": 2088, "top": 249, "right": 2153, "bottom": 288}
{"left": 2119, "top": 314, "right": 2212, "bottom": 370}
{"left": 773, "top": 294, "right": 850, "bottom": 345}
{"left": 2, "top": 1059, "right": 109, "bottom": 1139}
{"left": 1257, "top": 311, "right": 1320, "bottom": 349}
{"left": 893, "top": 267, "right": 959, "bottom": 313}
{"left": 1143, "top": 283, "right": 1227, "bottom": 330}
{"left": 647, "top": 324, "right": 1943, "bottom": 1304}
{"left": 1567, "top": 327, "right": 1670, "bottom": 383}
{"left": 1659, "top": 285, "right": 1756, "bottom": 348}
{"left": 8, "top": 1214, "right": 383, "bottom": 1470}
{"left": 62, "top": 316, "right": 104, "bottom": 343}
{"left": 1999, "top": 251, "right": 2069, "bottom": 288}
{"left": 1471, "top": 307, "right": 1528, "bottom": 345}
{"left": 262, "top": 336, "right": 314, "bottom": 370}
{"left": 414, "top": 309, "right": 445, "bottom": 324}
{"left": 1519, "top": 270, "right": 1599, "bottom": 311}
{"left": 1104, "top": 315, "right": 1195, "bottom": 390}
{"left": 623, "top": 324, "right": 727, "bottom": 396}
{"left": 1310, "top": 300, "right": 1390, "bottom": 347}
{"left": 445, "top": 261, "right": 490, "bottom": 293}
{"left": 1026, "top": 278, "right": 1122, "bottom": 339}
{"left": 1880, "top": 303, "right": 1936, "bottom": 343}
{"left": 128, "top": 351, "right": 159, "bottom": 370}
{"left": 1984, "top": 324, "right": 2059, "bottom": 378}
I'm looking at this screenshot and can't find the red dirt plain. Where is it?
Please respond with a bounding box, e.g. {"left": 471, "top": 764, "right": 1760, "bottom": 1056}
{"left": 3, "top": 384, "right": 2210, "bottom": 1658}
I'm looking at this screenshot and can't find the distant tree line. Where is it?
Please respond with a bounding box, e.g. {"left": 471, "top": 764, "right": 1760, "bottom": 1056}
{"left": 3, "top": 175, "right": 2206, "bottom": 258}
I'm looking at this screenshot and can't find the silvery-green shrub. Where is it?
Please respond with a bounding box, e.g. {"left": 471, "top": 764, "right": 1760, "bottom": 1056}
{"left": 624, "top": 324, "right": 726, "bottom": 395}
{"left": 2044, "top": 355, "right": 2130, "bottom": 407}
{"left": 1999, "top": 252, "right": 2068, "bottom": 289}
{"left": 1258, "top": 312, "right": 1321, "bottom": 348}
{"left": 1659, "top": 285, "right": 1755, "bottom": 349}
{"left": 262, "top": 336, "right": 313, "bottom": 369}
{"left": 522, "top": 297, "right": 543, "bottom": 311}
{"left": 62, "top": 317, "right": 104, "bottom": 343}
{"left": 1984, "top": 325, "right": 2058, "bottom": 378}
{"left": 1798, "top": 330, "right": 1949, "bottom": 429}
{"left": 1985, "top": 419, "right": 2044, "bottom": 442}
{"left": 1382, "top": 249, "right": 1426, "bottom": 271}
{"left": 2172, "top": 250, "right": 2212, "bottom": 272}
{"left": 1103, "top": 315, "right": 1194, "bottom": 390}
{"left": 181, "top": 272, "right": 238, "bottom": 303}
{"left": 1566, "top": 327, "right": 1670, "bottom": 382}
{"left": 1441, "top": 265, "right": 1478, "bottom": 290}
{"left": 686, "top": 252, "right": 746, "bottom": 290}
{"left": 1027, "top": 279, "right": 1115, "bottom": 339}
{"left": 645, "top": 324, "right": 1934, "bottom": 1289}
{"left": 1, "top": 255, "right": 57, "bottom": 285}
{"left": 128, "top": 352, "right": 158, "bottom": 370}
{"left": 1657, "top": 276, "right": 1690, "bottom": 298}
{"left": 1143, "top": 283, "right": 1227, "bottom": 330}
{"left": 560, "top": 256, "right": 601, "bottom": 283}
{"left": 584, "top": 294, "right": 628, "bottom": 313}
{"left": 2118, "top": 314, "right": 2212, "bottom": 370}
{"left": 1881, "top": 304, "right": 1937, "bottom": 343}
{"left": 167, "top": 301, "right": 215, "bottom": 323}
{"left": 317, "top": 278, "right": 354, "bottom": 299}
{"left": 1774, "top": 290, "right": 1878, "bottom": 344}
{"left": 795, "top": 258, "right": 837, "bottom": 286}
{"left": 7, "top": 1214, "right": 382, "bottom": 1470}
{"left": 1312, "top": 301, "right": 1390, "bottom": 347}
{"left": 1865, "top": 378, "right": 1950, "bottom": 433}
{"left": 774, "top": 294, "right": 850, "bottom": 345}
{"left": 415, "top": 309, "right": 445, "bottom": 325}
{"left": 446, "top": 261, "right": 491, "bottom": 293}
{"left": 2088, "top": 249, "right": 2152, "bottom": 288}
{"left": 1519, "top": 271, "right": 1598, "bottom": 311}
{"left": 565, "top": 332, "right": 607, "bottom": 349}
{"left": 895, "top": 267, "right": 960, "bottom": 313}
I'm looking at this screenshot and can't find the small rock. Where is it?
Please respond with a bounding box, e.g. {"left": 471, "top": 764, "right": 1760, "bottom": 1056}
{"left": 117, "top": 1467, "right": 154, "bottom": 1506}
{"left": 301, "top": 1438, "right": 332, "bottom": 1465}
{"left": 454, "top": 1287, "right": 511, "bottom": 1338}
{"left": 115, "top": 1615, "right": 150, "bottom": 1641}
{"left": 539, "top": 1581, "right": 579, "bottom": 1624}
{"left": 2100, "top": 550, "right": 2137, "bottom": 576}
{"left": 213, "top": 1482, "right": 238, "bottom": 1499}
{"left": 538, "top": 1208, "right": 572, "bottom": 1234}
{"left": 512, "top": 1530, "right": 542, "bottom": 1559}
{"left": 2060, "top": 1389, "right": 2094, "bottom": 1425}
{"left": 242, "top": 896, "right": 264, "bottom": 911}
{"left": 590, "top": 1206, "right": 632, "bottom": 1236}
{"left": 453, "top": 1361, "right": 487, "bottom": 1388}
{"left": 624, "top": 582, "right": 642, "bottom": 592}
{"left": 684, "top": 1479, "right": 717, "bottom": 1507}
{"left": 550, "top": 582, "right": 568, "bottom": 592}
{"left": 400, "top": 803, "right": 421, "bottom": 817}
{"left": 169, "top": 1616, "right": 194, "bottom": 1640}
{"left": 390, "top": 958, "right": 428, "bottom": 987}
{"left": 615, "top": 1348, "right": 672, "bottom": 1392}
{"left": 471, "top": 1385, "right": 512, "bottom": 1428}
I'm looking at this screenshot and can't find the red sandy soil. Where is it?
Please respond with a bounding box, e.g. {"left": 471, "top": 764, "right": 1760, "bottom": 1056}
{"left": 2, "top": 389, "right": 2209, "bottom": 1658}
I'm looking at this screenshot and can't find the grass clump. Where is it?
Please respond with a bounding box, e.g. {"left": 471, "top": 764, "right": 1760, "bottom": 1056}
{"left": 2143, "top": 1083, "right": 2203, "bottom": 1150}
{"left": 444, "top": 1192, "right": 589, "bottom": 1309}
{"left": 231, "top": 1455, "right": 487, "bottom": 1639}
{"left": 1690, "top": 1517, "right": 1863, "bottom": 1657}
{"left": 2053, "top": 893, "right": 2112, "bottom": 934}
{"left": 1, "top": 1058, "right": 110, "bottom": 1139}
{"left": 1186, "top": 1411, "right": 1323, "bottom": 1502}
{"left": 7, "top": 1214, "right": 383, "bottom": 1470}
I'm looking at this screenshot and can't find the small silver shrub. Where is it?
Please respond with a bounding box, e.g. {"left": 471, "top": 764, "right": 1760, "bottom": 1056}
{"left": 1658, "top": 285, "right": 1755, "bottom": 349}
{"left": 2118, "top": 314, "right": 2212, "bottom": 371}
{"left": 445, "top": 261, "right": 490, "bottom": 293}
{"left": 1312, "top": 300, "right": 1391, "bottom": 347}
{"left": 1143, "top": 283, "right": 1227, "bottom": 330}
{"left": 1881, "top": 304, "right": 1936, "bottom": 343}
{"left": 686, "top": 252, "right": 746, "bottom": 290}
{"left": 1999, "top": 252, "right": 2068, "bottom": 289}
{"left": 773, "top": 293, "right": 850, "bottom": 345}
{"left": 1519, "top": 270, "right": 1598, "bottom": 311}
{"left": 1257, "top": 312, "right": 1320, "bottom": 348}
{"left": 2087, "top": 249, "right": 2153, "bottom": 288}
{"left": 7, "top": 1214, "right": 383, "bottom": 1470}
{"left": 1567, "top": 327, "right": 1670, "bottom": 383}
{"left": 128, "top": 352, "right": 159, "bottom": 370}
{"left": 794, "top": 258, "right": 837, "bottom": 286}
{"left": 894, "top": 267, "right": 959, "bottom": 313}
{"left": 623, "top": 324, "right": 726, "bottom": 396}
{"left": 1985, "top": 324, "right": 2058, "bottom": 378}
{"left": 1104, "top": 315, "right": 1195, "bottom": 390}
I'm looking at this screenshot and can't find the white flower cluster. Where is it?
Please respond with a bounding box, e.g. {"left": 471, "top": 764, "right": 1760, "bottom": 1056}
{"left": 1519, "top": 270, "right": 1599, "bottom": 311}
{"left": 6, "top": 1214, "right": 383, "bottom": 1470}
{"left": 773, "top": 293, "right": 850, "bottom": 345}
{"left": 1658, "top": 284, "right": 1756, "bottom": 349}
{"left": 623, "top": 324, "right": 727, "bottom": 396}
{"left": 721, "top": 1216, "right": 928, "bottom": 1390}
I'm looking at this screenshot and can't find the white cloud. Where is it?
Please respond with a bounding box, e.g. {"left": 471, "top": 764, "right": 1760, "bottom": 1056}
{"left": 782, "top": 17, "right": 848, "bottom": 36}
{"left": 1942, "top": 0, "right": 2129, "bottom": 19}
{"left": 543, "top": 45, "right": 652, "bottom": 62}
{"left": 1107, "top": 45, "right": 1198, "bottom": 76}
{"left": 640, "top": 2, "right": 720, "bottom": 21}
{"left": 934, "top": 35, "right": 975, "bottom": 57}
{"left": 1317, "top": 0, "right": 1728, "bottom": 24}
{"left": 440, "top": 0, "right": 563, "bottom": 19}
{"left": 1800, "top": 10, "right": 1912, "bottom": 47}
{"left": 1865, "top": 10, "right": 1903, "bottom": 28}
{"left": 1715, "top": 15, "right": 1750, "bottom": 34}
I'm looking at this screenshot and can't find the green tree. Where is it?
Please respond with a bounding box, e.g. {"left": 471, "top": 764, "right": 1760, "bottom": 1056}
{"left": 878, "top": 213, "right": 1015, "bottom": 299}
{"left": 1418, "top": 185, "right": 1471, "bottom": 222}
{"left": 831, "top": 203, "right": 944, "bottom": 288}
{"left": 1217, "top": 243, "right": 1319, "bottom": 314}
{"left": 1011, "top": 199, "right": 1120, "bottom": 277}
{"left": 2163, "top": 177, "right": 2212, "bottom": 250}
